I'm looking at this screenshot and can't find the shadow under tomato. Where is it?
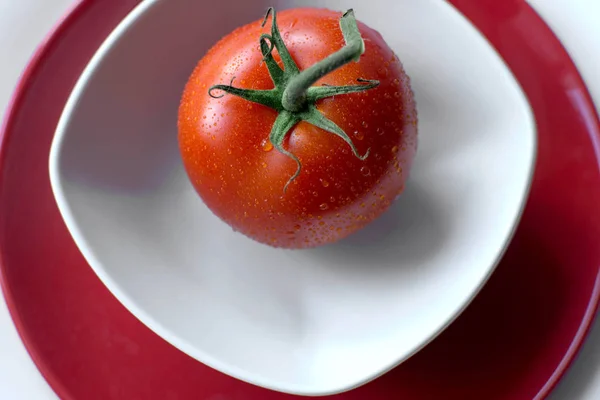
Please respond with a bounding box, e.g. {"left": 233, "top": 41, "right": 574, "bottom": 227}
{"left": 310, "top": 181, "right": 448, "bottom": 272}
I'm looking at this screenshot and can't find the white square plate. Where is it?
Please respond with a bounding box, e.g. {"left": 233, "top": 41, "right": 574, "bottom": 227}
{"left": 49, "top": 0, "right": 535, "bottom": 395}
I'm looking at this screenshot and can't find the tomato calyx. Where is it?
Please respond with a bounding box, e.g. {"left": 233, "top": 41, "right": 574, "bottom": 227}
{"left": 208, "top": 7, "right": 380, "bottom": 192}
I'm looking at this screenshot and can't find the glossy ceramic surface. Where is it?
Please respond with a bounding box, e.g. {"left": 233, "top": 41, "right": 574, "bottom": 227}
{"left": 1, "top": 0, "right": 599, "bottom": 399}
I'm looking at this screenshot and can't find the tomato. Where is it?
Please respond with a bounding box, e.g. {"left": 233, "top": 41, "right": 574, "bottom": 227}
{"left": 178, "top": 7, "right": 418, "bottom": 249}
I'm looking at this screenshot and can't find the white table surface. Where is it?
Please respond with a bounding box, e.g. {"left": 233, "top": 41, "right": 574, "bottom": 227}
{"left": 0, "top": 0, "right": 599, "bottom": 399}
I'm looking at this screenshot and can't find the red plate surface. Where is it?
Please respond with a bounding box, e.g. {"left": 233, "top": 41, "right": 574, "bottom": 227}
{"left": 1, "top": 0, "right": 600, "bottom": 399}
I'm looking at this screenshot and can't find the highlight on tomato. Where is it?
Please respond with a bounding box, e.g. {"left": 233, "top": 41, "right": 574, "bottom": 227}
{"left": 178, "top": 7, "right": 418, "bottom": 249}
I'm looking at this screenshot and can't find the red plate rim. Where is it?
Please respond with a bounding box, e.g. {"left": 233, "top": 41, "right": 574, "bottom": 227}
{"left": 0, "top": 1, "right": 140, "bottom": 398}
{"left": 450, "top": 1, "right": 600, "bottom": 398}
{"left": 0, "top": 1, "right": 90, "bottom": 396}
{"left": 1, "top": 0, "right": 599, "bottom": 399}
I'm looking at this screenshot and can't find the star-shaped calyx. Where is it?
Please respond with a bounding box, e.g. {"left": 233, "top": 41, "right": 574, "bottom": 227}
{"left": 208, "top": 7, "right": 379, "bottom": 192}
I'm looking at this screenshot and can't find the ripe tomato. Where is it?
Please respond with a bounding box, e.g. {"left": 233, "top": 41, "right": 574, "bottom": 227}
{"left": 178, "top": 7, "right": 417, "bottom": 249}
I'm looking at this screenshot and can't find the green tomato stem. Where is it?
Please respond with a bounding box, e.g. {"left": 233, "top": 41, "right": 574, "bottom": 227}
{"left": 207, "top": 7, "right": 379, "bottom": 192}
{"left": 281, "top": 9, "right": 367, "bottom": 112}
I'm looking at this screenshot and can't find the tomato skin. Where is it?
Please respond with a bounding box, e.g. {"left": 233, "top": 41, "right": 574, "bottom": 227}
{"left": 178, "top": 8, "right": 418, "bottom": 249}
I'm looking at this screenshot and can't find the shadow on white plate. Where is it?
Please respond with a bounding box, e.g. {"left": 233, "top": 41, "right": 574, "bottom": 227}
{"left": 311, "top": 181, "right": 448, "bottom": 272}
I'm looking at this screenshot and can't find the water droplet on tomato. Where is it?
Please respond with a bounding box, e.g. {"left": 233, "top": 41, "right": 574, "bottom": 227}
{"left": 320, "top": 179, "right": 330, "bottom": 187}
{"left": 394, "top": 92, "right": 401, "bottom": 98}
{"left": 392, "top": 146, "right": 399, "bottom": 153}
{"left": 393, "top": 78, "right": 400, "bottom": 85}
{"left": 312, "top": 191, "right": 319, "bottom": 197}
{"left": 319, "top": 203, "right": 329, "bottom": 211}
{"left": 261, "top": 138, "right": 273, "bottom": 152}
{"left": 377, "top": 67, "right": 388, "bottom": 78}
{"left": 329, "top": 196, "right": 336, "bottom": 203}
{"left": 360, "top": 166, "right": 371, "bottom": 176}
{"left": 361, "top": 121, "right": 368, "bottom": 128}
{"left": 353, "top": 131, "right": 364, "bottom": 140}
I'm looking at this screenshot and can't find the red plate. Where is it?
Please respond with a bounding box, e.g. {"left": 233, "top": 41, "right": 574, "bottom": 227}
{"left": 1, "top": 0, "right": 600, "bottom": 399}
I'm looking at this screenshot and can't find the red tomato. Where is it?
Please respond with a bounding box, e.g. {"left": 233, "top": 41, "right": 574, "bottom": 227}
{"left": 178, "top": 8, "right": 418, "bottom": 249}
